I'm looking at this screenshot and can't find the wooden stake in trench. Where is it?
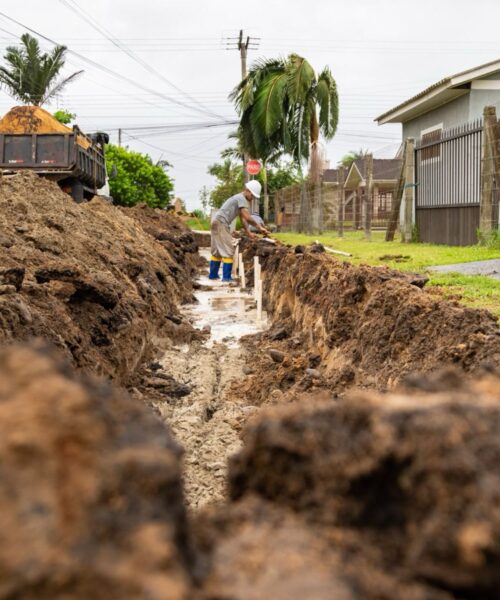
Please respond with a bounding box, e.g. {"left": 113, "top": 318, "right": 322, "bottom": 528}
{"left": 253, "top": 256, "right": 263, "bottom": 322}
{"left": 238, "top": 254, "right": 246, "bottom": 288}
{"left": 232, "top": 242, "right": 239, "bottom": 278}
{"left": 253, "top": 256, "right": 259, "bottom": 300}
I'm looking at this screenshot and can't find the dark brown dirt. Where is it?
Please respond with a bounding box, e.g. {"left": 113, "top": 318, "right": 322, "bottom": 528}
{"left": 0, "top": 172, "right": 199, "bottom": 383}
{"left": 0, "top": 343, "right": 197, "bottom": 600}
{"left": 195, "top": 496, "right": 454, "bottom": 600}
{"left": 5, "top": 341, "right": 496, "bottom": 599}
{"left": 227, "top": 369, "right": 500, "bottom": 599}
{"left": 2, "top": 198, "right": 500, "bottom": 600}
{"left": 232, "top": 240, "right": 500, "bottom": 404}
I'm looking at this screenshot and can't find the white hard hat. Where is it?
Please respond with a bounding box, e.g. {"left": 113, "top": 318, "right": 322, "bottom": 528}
{"left": 245, "top": 180, "right": 261, "bottom": 199}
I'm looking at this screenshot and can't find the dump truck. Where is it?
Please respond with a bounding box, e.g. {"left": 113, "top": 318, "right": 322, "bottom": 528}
{"left": 0, "top": 105, "right": 109, "bottom": 202}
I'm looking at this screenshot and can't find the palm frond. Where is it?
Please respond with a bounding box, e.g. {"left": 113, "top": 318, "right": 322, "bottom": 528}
{"left": 251, "top": 72, "right": 287, "bottom": 138}
{"left": 286, "top": 54, "right": 315, "bottom": 104}
{"left": 316, "top": 67, "right": 338, "bottom": 139}
{"left": 41, "top": 70, "right": 83, "bottom": 104}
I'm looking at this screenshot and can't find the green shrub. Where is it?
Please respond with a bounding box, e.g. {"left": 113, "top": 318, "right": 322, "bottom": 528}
{"left": 105, "top": 144, "right": 173, "bottom": 208}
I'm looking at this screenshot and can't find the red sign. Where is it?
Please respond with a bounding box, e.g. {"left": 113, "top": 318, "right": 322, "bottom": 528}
{"left": 246, "top": 159, "right": 261, "bottom": 175}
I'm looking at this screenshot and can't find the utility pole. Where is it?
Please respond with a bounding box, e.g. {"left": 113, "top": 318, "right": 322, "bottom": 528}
{"left": 225, "top": 30, "right": 260, "bottom": 207}
{"left": 118, "top": 128, "right": 122, "bottom": 147}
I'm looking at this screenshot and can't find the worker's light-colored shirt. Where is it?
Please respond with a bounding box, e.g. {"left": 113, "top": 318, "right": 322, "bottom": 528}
{"left": 249, "top": 213, "right": 264, "bottom": 232}
{"left": 214, "top": 193, "right": 249, "bottom": 227}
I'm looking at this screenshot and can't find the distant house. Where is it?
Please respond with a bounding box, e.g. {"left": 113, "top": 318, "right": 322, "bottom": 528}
{"left": 376, "top": 59, "right": 500, "bottom": 245}
{"left": 275, "top": 158, "right": 401, "bottom": 230}
{"left": 320, "top": 159, "right": 400, "bottom": 228}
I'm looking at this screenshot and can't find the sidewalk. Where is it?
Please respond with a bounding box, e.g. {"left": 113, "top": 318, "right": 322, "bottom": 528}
{"left": 429, "top": 259, "right": 500, "bottom": 280}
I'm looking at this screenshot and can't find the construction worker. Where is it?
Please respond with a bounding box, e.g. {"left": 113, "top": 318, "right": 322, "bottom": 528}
{"left": 209, "top": 180, "right": 270, "bottom": 282}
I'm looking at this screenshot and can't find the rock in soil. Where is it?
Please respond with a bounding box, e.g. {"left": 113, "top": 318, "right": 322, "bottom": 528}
{"left": 268, "top": 349, "right": 285, "bottom": 363}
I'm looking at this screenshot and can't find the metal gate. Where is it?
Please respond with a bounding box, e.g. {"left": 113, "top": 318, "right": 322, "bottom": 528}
{"left": 414, "top": 120, "right": 483, "bottom": 246}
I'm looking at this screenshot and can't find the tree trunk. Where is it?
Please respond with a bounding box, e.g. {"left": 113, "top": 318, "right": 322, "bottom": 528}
{"left": 307, "top": 115, "right": 322, "bottom": 234}
{"left": 262, "top": 164, "right": 269, "bottom": 221}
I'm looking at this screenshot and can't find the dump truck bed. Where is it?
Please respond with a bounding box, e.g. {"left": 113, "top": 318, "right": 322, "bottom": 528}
{"left": 0, "top": 106, "right": 106, "bottom": 191}
{"left": 0, "top": 132, "right": 106, "bottom": 189}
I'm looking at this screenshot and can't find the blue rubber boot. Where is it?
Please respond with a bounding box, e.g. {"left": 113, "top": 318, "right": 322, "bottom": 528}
{"left": 209, "top": 258, "right": 221, "bottom": 280}
{"left": 222, "top": 259, "right": 233, "bottom": 282}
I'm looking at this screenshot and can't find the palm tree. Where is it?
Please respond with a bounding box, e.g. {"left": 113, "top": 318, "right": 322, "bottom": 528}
{"left": 0, "top": 33, "right": 83, "bottom": 106}
{"left": 339, "top": 148, "right": 370, "bottom": 169}
{"left": 230, "top": 54, "right": 338, "bottom": 231}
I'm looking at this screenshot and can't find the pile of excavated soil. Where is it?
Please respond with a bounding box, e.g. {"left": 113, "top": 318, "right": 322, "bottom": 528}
{"left": 198, "top": 368, "right": 500, "bottom": 600}
{"left": 6, "top": 343, "right": 499, "bottom": 599}
{"left": 0, "top": 172, "right": 199, "bottom": 383}
{"left": 232, "top": 240, "right": 500, "bottom": 404}
{"left": 0, "top": 344, "right": 197, "bottom": 600}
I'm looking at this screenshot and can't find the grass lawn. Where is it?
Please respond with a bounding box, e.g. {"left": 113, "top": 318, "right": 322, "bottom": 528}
{"left": 185, "top": 216, "right": 210, "bottom": 231}
{"left": 274, "top": 231, "right": 500, "bottom": 318}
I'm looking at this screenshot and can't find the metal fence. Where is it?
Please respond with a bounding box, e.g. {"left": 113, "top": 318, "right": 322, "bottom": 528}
{"left": 414, "top": 118, "right": 499, "bottom": 245}
{"left": 415, "top": 120, "right": 483, "bottom": 209}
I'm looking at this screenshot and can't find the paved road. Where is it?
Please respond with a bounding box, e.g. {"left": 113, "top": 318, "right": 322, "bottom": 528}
{"left": 429, "top": 259, "right": 500, "bottom": 280}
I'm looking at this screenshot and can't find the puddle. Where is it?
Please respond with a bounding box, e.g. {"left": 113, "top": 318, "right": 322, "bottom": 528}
{"left": 183, "top": 248, "right": 268, "bottom": 347}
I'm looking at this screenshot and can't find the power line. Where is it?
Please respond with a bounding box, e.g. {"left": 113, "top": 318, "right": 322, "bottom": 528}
{"left": 0, "top": 11, "right": 234, "bottom": 122}
{"left": 57, "top": 0, "right": 223, "bottom": 120}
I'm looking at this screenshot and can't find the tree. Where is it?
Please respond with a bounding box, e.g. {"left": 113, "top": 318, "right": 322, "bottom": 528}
{"left": 53, "top": 109, "right": 76, "bottom": 124}
{"left": 339, "top": 148, "right": 370, "bottom": 169}
{"left": 230, "top": 54, "right": 338, "bottom": 231}
{"left": 0, "top": 34, "right": 83, "bottom": 106}
{"left": 207, "top": 158, "right": 244, "bottom": 209}
{"left": 105, "top": 144, "right": 174, "bottom": 208}
{"left": 199, "top": 186, "right": 210, "bottom": 216}
{"left": 266, "top": 161, "right": 301, "bottom": 193}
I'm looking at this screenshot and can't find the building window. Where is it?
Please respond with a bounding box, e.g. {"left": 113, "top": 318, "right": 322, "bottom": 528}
{"left": 421, "top": 124, "right": 443, "bottom": 161}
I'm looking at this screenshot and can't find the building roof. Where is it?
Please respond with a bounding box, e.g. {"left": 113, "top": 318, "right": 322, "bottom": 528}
{"left": 375, "top": 58, "right": 500, "bottom": 124}
{"left": 343, "top": 158, "right": 401, "bottom": 189}
{"left": 322, "top": 168, "right": 339, "bottom": 183}
{"left": 353, "top": 158, "right": 401, "bottom": 181}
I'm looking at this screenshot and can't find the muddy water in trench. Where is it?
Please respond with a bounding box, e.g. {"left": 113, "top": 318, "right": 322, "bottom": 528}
{"left": 154, "top": 250, "right": 268, "bottom": 509}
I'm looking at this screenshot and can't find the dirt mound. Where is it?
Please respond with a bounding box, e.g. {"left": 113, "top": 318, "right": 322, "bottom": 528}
{"left": 195, "top": 497, "right": 359, "bottom": 600}
{"left": 0, "top": 172, "right": 198, "bottom": 383}
{"left": 0, "top": 105, "right": 91, "bottom": 148}
{"left": 0, "top": 343, "right": 196, "bottom": 599}
{"left": 227, "top": 369, "right": 500, "bottom": 598}
{"left": 234, "top": 241, "right": 500, "bottom": 402}
{"left": 195, "top": 496, "right": 453, "bottom": 600}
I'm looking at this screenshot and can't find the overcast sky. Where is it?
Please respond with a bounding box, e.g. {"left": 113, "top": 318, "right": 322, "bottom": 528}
{"left": 1, "top": 0, "right": 499, "bottom": 210}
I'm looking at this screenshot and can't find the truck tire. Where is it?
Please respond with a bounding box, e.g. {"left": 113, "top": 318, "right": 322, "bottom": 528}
{"left": 70, "top": 180, "right": 85, "bottom": 203}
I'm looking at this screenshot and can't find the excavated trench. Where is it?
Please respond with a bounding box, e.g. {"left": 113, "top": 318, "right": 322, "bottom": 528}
{"left": 149, "top": 248, "right": 269, "bottom": 509}
{"left": 1, "top": 174, "right": 500, "bottom": 599}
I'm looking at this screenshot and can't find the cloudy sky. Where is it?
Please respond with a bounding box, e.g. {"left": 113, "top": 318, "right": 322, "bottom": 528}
{"left": 0, "top": 0, "right": 499, "bottom": 209}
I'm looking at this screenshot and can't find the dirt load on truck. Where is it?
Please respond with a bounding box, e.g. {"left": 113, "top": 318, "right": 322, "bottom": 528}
{"left": 0, "top": 105, "right": 107, "bottom": 202}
